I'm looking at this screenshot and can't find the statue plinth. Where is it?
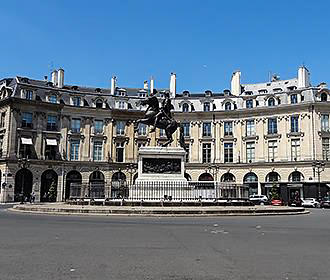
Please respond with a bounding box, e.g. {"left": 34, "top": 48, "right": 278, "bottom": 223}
{"left": 136, "top": 146, "right": 186, "bottom": 182}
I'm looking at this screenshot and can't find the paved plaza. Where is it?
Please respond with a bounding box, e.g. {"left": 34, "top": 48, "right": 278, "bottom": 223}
{"left": 0, "top": 204, "right": 330, "bottom": 280}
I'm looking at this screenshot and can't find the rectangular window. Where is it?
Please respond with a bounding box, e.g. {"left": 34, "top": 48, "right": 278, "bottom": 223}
{"left": 246, "top": 99, "right": 253, "bottom": 109}
{"left": 246, "top": 142, "right": 255, "bottom": 163}
{"left": 268, "top": 118, "right": 277, "bottom": 134}
{"left": 291, "top": 116, "right": 299, "bottom": 133}
{"left": 224, "top": 121, "right": 233, "bottom": 136}
{"left": 47, "top": 115, "right": 57, "bottom": 131}
{"left": 290, "top": 94, "right": 298, "bottom": 104}
{"left": 0, "top": 112, "right": 5, "bottom": 127}
{"left": 322, "top": 138, "right": 330, "bottom": 160}
{"left": 94, "top": 120, "right": 103, "bottom": 134}
{"left": 321, "top": 114, "right": 329, "bottom": 131}
{"left": 49, "top": 95, "right": 57, "bottom": 103}
{"left": 202, "top": 143, "right": 211, "bottom": 163}
{"left": 70, "top": 140, "right": 80, "bottom": 161}
{"left": 203, "top": 122, "right": 211, "bottom": 137}
{"left": 22, "top": 112, "right": 33, "bottom": 128}
{"left": 138, "top": 123, "right": 147, "bottom": 136}
{"left": 291, "top": 139, "right": 300, "bottom": 161}
{"left": 116, "top": 142, "right": 124, "bottom": 162}
{"left": 182, "top": 122, "right": 190, "bottom": 137}
{"left": 25, "top": 90, "right": 33, "bottom": 100}
{"left": 71, "top": 118, "right": 81, "bottom": 133}
{"left": 246, "top": 120, "right": 255, "bottom": 136}
{"left": 268, "top": 140, "right": 277, "bottom": 162}
{"left": 72, "top": 97, "right": 81, "bottom": 107}
{"left": 203, "top": 102, "right": 210, "bottom": 112}
{"left": 224, "top": 143, "right": 233, "bottom": 163}
{"left": 93, "top": 141, "right": 103, "bottom": 161}
{"left": 159, "top": 129, "right": 165, "bottom": 137}
{"left": 116, "top": 100, "right": 126, "bottom": 109}
{"left": 45, "top": 145, "right": 57, "bottom": 160}
{"left": 116, "top": 121, "right": 125, "bottom": 135}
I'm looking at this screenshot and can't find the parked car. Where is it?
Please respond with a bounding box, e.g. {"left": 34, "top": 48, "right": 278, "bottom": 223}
{"left": 271, "top": 199, "right": 282, "bottom": 206}
{"left": 249, "top": 195, "right": 269, "bottom": 205}
{"left": 320, "top": 198, "right": 330, "bottom": 208}
{"left": 301, "top": 198, "right": 320, "bottom": 208}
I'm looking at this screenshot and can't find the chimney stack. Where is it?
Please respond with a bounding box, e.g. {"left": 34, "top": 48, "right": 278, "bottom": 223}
{"left": 111, "top": 76, "right": 116, "bottom": 95}
{"left": 298, "top": 66, "right": 310, "bottom": 88}
{"left": 51, "top": 70, "right": 58, "bottom": 86}
{"left": 150, "top": 77, "right": 154, "bottom": 94}
{"left": 169, "top": 73, "right": 176, "bottom": 98}
{"left": 231, "top": 70, "right": 241, "bottom": 95}
{"left": 57, "top": 68, "right": 64, "bottom": 88}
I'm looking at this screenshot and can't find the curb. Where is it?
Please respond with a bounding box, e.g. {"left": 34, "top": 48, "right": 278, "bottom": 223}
{"left": 10, "top": 205, "right": 309, "bottom": 217}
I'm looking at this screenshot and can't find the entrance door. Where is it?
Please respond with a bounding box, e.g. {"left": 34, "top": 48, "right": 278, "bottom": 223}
{"left": 14, "top": 168, "right": 33, "bottom": 202}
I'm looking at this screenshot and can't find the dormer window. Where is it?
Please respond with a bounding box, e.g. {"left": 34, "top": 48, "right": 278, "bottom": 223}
{"left": 245, "top": 91, "right": 253, "bottom": 96}
{"left": 117, "top": 89, "right": 126, "bottom": 96}
{"left": 116, "top": 100, "right": 126, "bottom": 109}
{"left": 321, "top": 92, "right": 328, "bottom": 102}
{"left": 259, "top": 89, "right": 268, "bottom": 94}
{"left": 224, "top": 102, "right": 232, "bottom": 111}
{"left": 287, "top": 86, "right": 297, "bottom": 91}
{"left": 72, "top": 96, "right": 81, "bottom": 107}
{"left": 183, "top": 90, "right": 190, "bottom": 97}
{"left": 182, "top": 103, "right": 189, "bottom": 112}
{"left": 205, "top": 90, "right": 212, "bottom": 97}
{"left": 95, "top": 88, "right": 101, "bottom": 93}
{"left": 246, "top": 99, "right": 253, "bottom": 109}
{"left": 139, "top": 92, "right": 146, "bottom": 98}
{"left": 49, "top": 95, "right": 57, "bottom": 104}
{"left": 95, "top": 99, "right": 103, "bottom": 108}
{"left": 224, "top": 90, "right": 231, "bottom": 96}
{"left": 268, "top": 98, "right": 275, "bottom": 106}
{"left": 71, "top": 86, "right": 79, "bottom": 91}
{"left": 24, "top": 90, "right": 33, "bottom": 100}
{"left": 290, "top": 94, "right": 298, "bottom": 104}
{"left": 273, "top": 88, "right": 282, "bottom": 93}
{"left": 203, "top": 102, "right": 211, "bottom": 112}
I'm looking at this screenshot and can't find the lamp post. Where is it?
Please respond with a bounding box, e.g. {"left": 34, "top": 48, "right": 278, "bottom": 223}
{"left": 207, "top": 164, "right": 220, "bottom": 181}
{"left": 312, "top": 160, "right": 325, "bottom": 201}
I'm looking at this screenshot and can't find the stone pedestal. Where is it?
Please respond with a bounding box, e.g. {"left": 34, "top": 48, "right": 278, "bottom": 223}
{"left": 136, "top": 147, "right": 186, "bottom": 182}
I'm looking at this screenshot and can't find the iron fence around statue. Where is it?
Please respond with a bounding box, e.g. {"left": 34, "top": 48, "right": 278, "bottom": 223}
{"left": 69, "top": 181, "right": 248, "bottom": 201}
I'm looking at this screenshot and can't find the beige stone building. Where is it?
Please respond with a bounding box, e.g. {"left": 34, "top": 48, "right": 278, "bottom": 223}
{"left": 0, "top": 66, "right": 329, "bottom": 203}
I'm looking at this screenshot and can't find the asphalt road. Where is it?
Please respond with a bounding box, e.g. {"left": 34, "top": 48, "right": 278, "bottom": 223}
{"left": 0, "top": 205, "right": 329, "bottom": 280}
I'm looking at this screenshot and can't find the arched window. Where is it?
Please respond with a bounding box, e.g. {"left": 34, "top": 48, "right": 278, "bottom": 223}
{"left": 321, "top": 92, "right": 327, "bottom": 102}
{"left": 268, "top": 98, "right": 275, "bottom": 106}
{"left": 182, "top": 103, "right": 189, "bottom": 112}
{"left": 65, "top": 170, "right": 82, "bottom": 200}
{"left": 89, "top": 171, "right": 105, "bottom": 198}
{"left": 41, "top": 169, "right": 58, "bottom": 202}
{"left": 224, "top": 102, "right": 232, "bottom": 111}
{"left": 266, "top": 172, "right": 280, "bottom": 182}
{"left": 289, "top": 171, "right": 304, "bottom": 182}
{"left": 243, "top": 172, "right": 258, "bottom": 183}
{"left": 184, "top": 173, "right": 192, "bottom": 181}
{"left": 198, "top": 172, "right": 214, "bottom": 181}
{"left": 221, "top": 173, "right": 236, "bottom": 182}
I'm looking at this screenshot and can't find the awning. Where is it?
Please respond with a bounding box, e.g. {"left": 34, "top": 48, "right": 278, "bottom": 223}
{"left": 21, "top": 137, "right": 33, "bottom": 145}
{"left": 46, "top": 139, "right": 57, "bottom": 146}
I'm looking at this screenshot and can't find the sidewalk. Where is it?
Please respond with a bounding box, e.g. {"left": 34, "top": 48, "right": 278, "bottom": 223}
{"left": 11, "top": 203, "right": 309, "bottom": 216}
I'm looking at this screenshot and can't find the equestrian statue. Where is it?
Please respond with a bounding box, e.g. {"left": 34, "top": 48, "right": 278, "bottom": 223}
{"left": 134, "top": 89, "right": 187, "bottom": 150}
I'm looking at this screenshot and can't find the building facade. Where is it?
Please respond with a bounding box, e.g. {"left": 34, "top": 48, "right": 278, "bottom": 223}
{"left": 0, "top": 66, "right": 329, "bottom": 203}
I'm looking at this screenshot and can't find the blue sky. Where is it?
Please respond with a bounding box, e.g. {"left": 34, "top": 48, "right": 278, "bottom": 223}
{"left": 1, "top": 0, "right": 329, "bottom": 92}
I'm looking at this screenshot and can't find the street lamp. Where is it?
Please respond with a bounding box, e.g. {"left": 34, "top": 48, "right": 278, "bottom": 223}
{"left": 207, "top": 164, "right": 220, "bottom": 181}
{"left": 312, "top": 160, "right": 325, "bottom": 201}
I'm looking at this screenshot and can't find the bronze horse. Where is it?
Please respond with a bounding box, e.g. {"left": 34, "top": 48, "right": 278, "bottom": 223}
{"left": 134, "top": 90, "right": 183, "bottom": 148}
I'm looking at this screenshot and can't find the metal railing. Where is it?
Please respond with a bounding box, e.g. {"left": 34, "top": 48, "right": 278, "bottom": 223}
{"left": 68, "top": 181, "right": 248, "bottom": 201}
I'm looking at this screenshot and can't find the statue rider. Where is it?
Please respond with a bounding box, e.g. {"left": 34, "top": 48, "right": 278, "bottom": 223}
{"left": 150, "top": 91, "right": 173, "bottom": 133}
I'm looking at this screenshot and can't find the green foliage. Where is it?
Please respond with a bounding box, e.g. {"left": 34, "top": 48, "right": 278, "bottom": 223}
{"left": 269, "top": 185, "right": 279, "bottom": 200}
